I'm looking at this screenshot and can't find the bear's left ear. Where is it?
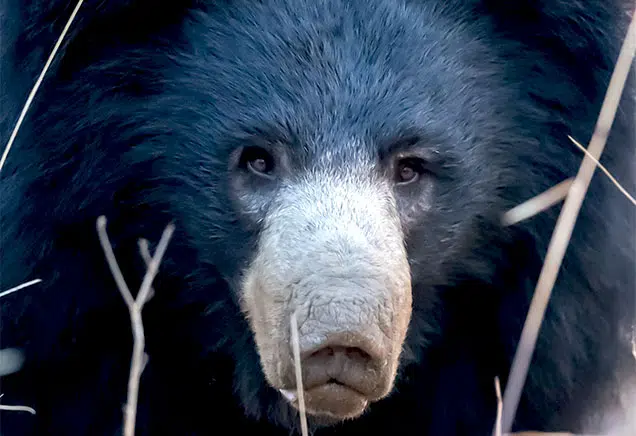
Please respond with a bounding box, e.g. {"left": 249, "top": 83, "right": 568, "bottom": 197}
{"left": 1, "top": 0, "right": 203, "bottom": 105}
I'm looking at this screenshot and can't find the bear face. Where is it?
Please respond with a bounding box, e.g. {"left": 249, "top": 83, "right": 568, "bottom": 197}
{"left": 0, "top": 0, "right": 634, "bottom": 435}
{"left": 147, "top": 1, "right": 517, "bottom": 422}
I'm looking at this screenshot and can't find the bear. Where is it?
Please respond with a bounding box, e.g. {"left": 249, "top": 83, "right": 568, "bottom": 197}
{"left": 0, "top": 0, "right": 634, "bottom": 435}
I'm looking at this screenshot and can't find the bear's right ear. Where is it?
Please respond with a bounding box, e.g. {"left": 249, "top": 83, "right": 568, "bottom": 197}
{"left": 477, "top": 0, "right": 633, "bottom": 70}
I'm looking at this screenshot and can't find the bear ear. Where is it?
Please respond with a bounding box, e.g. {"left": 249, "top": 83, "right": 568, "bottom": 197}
{"left": 477, "top": 0, "right": 634, "bottom": 61}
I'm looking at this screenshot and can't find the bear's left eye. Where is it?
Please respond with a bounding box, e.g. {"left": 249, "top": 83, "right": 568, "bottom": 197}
{"left": 395, "top": 157, "right": 426, "bottom": 185}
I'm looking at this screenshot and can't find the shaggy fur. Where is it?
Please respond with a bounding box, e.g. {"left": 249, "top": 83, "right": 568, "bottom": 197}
{"left": 1, "top": 0, "right": 634, "bottom": 435}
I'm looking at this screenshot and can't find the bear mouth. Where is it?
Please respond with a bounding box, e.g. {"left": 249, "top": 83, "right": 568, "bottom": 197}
{"left": 279, "top": 381, "right": 370, "bottom": 420}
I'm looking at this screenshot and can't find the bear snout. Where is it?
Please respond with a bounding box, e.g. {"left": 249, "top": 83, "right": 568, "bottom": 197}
{"left": 239, "top": 172, "right": 413, "bottom": 420}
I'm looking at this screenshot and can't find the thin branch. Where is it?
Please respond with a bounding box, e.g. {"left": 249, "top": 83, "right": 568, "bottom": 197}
{"left": 0, "top": 0, "right": 85, "bottom": 174}
{"left": 138, "top": 239, "right": 152, "bottom": 266}
{"left": 96, "top": 216, "right": 175, "bottom": 436}
{"left": 135, "top": 228, "right": 174, "bottom": 309}
{"left": 502, "top": 179, "right": 573, "bottom": 226}
{"left": 0, "top": 279, "right": 42, "bottom": 299}
{"left": 124, "top": 224, "right": 174, "bottom": 436}
{"left": 500, "top": 10, "right": 636, "bottom": 433}
{"left": 568, "top": 135, "right": 636, "bottom": 206}
{"left": 290, "top": 312, "right": 309, "bottom": 436}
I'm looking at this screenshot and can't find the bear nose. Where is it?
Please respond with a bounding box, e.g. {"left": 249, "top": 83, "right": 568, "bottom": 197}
{"left": 296, "top": 331, "right": 387, "bottom": 398}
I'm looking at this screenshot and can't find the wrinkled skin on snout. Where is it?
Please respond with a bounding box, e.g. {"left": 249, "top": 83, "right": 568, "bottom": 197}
{"left": 240, "top": 165, "right": 412, "bottom": 421}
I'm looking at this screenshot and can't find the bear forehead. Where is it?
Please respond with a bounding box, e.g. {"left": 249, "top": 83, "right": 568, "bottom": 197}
{"left": 166, "top": 0, "right": 505, "bottom": 159}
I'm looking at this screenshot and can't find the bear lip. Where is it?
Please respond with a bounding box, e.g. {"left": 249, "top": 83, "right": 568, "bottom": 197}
{"left": 279, "top": 382, "right": 369, "bottom": 420}
{"left": 279, "top": 378, "right": 366, "bottom": 403}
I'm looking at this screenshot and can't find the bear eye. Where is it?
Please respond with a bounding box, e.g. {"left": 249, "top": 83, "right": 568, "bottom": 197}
{"left": 240, "top": 146, "right": 275, "bottom": 178}
{"left": 395, "top": 157, "right": 425, "bottom": 185}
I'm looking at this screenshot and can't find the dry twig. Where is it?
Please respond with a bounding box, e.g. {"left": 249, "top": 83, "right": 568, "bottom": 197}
{"left": 137, "top": 239, "right": 156, "bottom": 301}
{"left": 96, "top": 216, "right": 175, "bottom": 436}
{"left": 290, "top": 312, "right": 309, "bottom": 436}
{"left": 500, "top": 9, "right": 636, "bottom": 433}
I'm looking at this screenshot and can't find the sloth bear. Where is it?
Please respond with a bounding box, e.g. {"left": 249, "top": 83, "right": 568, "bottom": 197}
{"left": 0, "top": 0, "right": 634, "bottom": 435}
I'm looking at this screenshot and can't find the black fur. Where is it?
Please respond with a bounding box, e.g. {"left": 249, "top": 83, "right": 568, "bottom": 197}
{"left": 1, "top": 1, "right": 634, "bottom": 435}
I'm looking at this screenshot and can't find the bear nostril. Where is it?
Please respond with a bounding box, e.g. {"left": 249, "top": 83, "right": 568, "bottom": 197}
{"left": 302, "top": 335, "right": 381, "bottom": 365}
{"left": 345, "top": 346, "right": 372, "bottom": 361}
{"left": 307, "top": 345, "right": 372, "bottom": 364}
{"left": 300, "top": 331, "right": 385, "bottom": 364}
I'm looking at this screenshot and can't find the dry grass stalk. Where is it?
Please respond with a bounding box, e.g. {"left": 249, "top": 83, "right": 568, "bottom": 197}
{"left": 96, "top": 216, "right": 175, "bottom": 436}
{"left": 502, "top": 134, "right": 636, "bottom": 227}
{"left": 290, "top": 312, "right": 309, "bottom": 436}
{"left": 500, "top": 9, "right": 636, "bottom": 434}
{"left": 508, "top": 433, "right": 584, "bottom": 436}
{"left": 502, "top": 179, "right": 574, "bottom": 227}
{"left": 0, "top": 0, "right": 85, "bottom": 174}
{"left": 0, "top": 404, "right": 37, "bottom": 415}
{"left": 0, "top": 394, "right": 36, "bottom": 415}
{"left": 568, "top": 135, "right": 636, "bottom": 206}
{"left": 494, "top": 377, "right": 503, "bottom": 436}
{"left": 0, "top": 278, "right": 42, "bottom": 300}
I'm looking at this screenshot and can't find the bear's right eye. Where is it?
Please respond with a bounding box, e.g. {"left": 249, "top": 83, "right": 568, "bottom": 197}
{"left": 239, "top": 146, "right": 276, "bottom": 178}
